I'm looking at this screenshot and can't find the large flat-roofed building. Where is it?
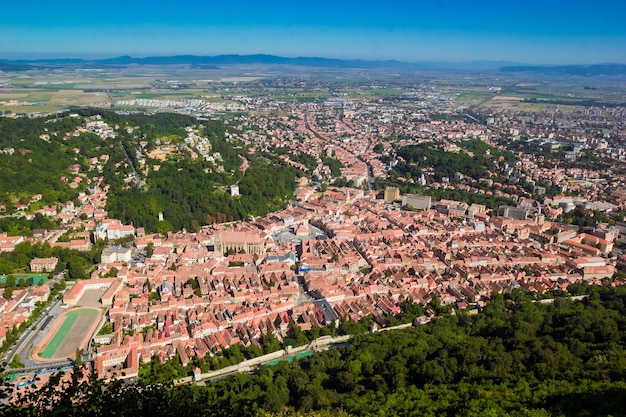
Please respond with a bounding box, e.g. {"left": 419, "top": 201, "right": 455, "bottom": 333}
{"left": 214, "top": 231, "right": 264, "bottom": 255}
{"left": 63, "top": 277, "right": 122, "bottom": 306}
{"left": 401, "top": 194, "right": 431, "bottom": 211}
{"left": 95, "top": 344, "right": 139, "bottom": 380}
{"left": 29, "top": 257, "right": 58, "bottom": 273}
{"left": 101, "top": 246, "right": 133, "bottom": 264}
{"left": 499, "top": 205, "right": 531, "bottom": 220}
{"left": 94, "top": 219, "right": 135, "bottom": 241}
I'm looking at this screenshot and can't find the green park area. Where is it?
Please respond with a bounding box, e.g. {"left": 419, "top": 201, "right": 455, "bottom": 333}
{"left": 264, "top": 350, "right": 313, "bottom": 366}
{"left": 40, "top": 309, "right": 98, "bottom": 359}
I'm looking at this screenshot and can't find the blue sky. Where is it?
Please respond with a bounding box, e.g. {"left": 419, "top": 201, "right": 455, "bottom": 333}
{"left": 1, "top": 0, "right": 625, "bottom": 64}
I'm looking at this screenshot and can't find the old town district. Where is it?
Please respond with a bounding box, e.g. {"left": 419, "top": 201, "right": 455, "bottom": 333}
{"left": 3, "top": 180, "right": 624, "bottom": 381}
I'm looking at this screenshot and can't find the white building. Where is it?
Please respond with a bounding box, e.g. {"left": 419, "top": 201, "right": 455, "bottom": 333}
{"left": 101, "top": 246, "right": 133, "bottom": 264}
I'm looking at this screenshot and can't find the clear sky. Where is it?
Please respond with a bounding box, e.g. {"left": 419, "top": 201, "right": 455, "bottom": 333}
{"left": 1, "top": 0, "right": 625, "bottom": 64}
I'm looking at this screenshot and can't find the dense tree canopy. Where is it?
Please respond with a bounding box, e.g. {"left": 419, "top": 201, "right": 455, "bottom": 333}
{"left": 393, "top": 140, "right": 513, "bottom": 182}
{"left": 0, "top": 241, "right": 100, "bottom": 279}
{"left": 0, "top": 110, "right": 298, "bottom": 234}
{"left": 106, "top": 151, "right": 298, "bottom": 233}
{"left": 104, "top": 117, "right": 298, "bottom": 233}
{"left": 0, "top": 115, "right": 96, "bottom": 208}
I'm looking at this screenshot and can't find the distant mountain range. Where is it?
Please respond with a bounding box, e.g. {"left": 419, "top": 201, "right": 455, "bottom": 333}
{"left": 500, "top": 64, "right": 626, "bottom": 76}
{"left": 0, "top": 54, "right": 515, "bottom": 71}
{"left": 0, "top": 54, "right": 625, "bottom": 75}
{"left": 0, "top": 62, "right": 36, "bottom": 71}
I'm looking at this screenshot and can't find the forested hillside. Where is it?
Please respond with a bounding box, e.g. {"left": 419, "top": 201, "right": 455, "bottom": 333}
{"left": 6, "top": 286, "right": 626, "bottom": 416}
{"left": 376, "top": 140, "right": 520, "bottom": 209}
{"left": 393, "top": 140, "right": 514, "bottom": 182}
{"left": 105, "top": 144, "right": 298, "bottom": 233}
{"left": 0, "top": 114, "right": 96, "bottom": 208}
{"left": 0, "top": 110, "right": 299, "bottom": 234}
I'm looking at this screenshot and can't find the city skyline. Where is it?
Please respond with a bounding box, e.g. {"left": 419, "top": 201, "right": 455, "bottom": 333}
{"left": 1, "top": 0, "right": 626, "bottom": 64}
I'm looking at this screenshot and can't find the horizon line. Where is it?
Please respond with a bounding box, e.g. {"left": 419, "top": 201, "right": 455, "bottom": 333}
{"left": 1, "top": 53, "right": 626, "bottom": 67}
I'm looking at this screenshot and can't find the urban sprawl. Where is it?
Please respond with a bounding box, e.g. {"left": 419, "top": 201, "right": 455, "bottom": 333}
{"left": 2, "top": 80, "right": 626, "bottom": 389}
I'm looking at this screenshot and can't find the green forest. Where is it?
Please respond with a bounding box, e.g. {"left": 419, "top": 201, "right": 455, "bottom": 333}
{"left": 375, "top": 140, "right": 519, "bottom": 209}
{"left": 0, "top": 108, "right": 194, "bottom": 210}
{"left": 105, "top": 150, "right": 298, "bottom": 233}
{"left": 0, "top": 110, "right": 299, "bottom": 234}
{"left": 97, "top": 112, "right": 299, "bottom": 233}
{"left": 374, "top": 177, "right": 517, "bottom": 211}
{"left": 0, "top": 114, "right": 97, "bottom": 208}
{"left": 5, "top": 285, "right": 626, "bottom": 416}
{"left": 392, "top": 140, "right": 515, "bottom": 182}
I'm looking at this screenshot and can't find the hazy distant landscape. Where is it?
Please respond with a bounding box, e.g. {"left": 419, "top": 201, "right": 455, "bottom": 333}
{"left": 2, "top": 55, "right": 626, "bottom": 118}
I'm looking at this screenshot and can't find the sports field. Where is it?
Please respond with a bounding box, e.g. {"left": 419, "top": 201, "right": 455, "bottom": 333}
{"left": 0, "top": 274, "right": 48, "bottom": 286}
{"left": 39, "top": 308, "right": 100, "bottom": 359}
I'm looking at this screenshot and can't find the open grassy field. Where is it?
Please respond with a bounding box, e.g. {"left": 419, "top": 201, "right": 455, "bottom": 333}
{"left": 453, "top": 90, "right": 495, "bottom": 102}
{"left": 0, "top": 104, "right": 64, "bottom": 115}
{"left": 479, "top": 99, "right": 572, "bottom": 112}
{"left": 0, "top": 86, "right": 110, "bottom": 113}
{"left": 479, "top": 93, "right": 593, "bottom": 112}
